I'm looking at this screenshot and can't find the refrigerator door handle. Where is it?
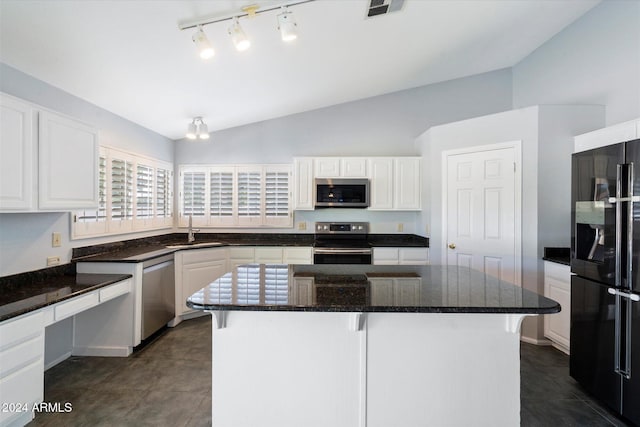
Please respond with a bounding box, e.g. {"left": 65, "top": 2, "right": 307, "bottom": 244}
{"left": 615, "top": 164, "right": 623, "bottom": 289}
{"left": 607, "top": 287, "right": 640, "bottom": 301}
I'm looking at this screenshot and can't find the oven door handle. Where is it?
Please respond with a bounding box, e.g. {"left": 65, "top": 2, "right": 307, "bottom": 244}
{"left": 313, "top": 248, "right": 372, "bottom": 255}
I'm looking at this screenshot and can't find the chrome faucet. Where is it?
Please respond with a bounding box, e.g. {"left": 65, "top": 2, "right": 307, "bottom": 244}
{"left": 187, "top": 214, "right": 200, "bottom": 243}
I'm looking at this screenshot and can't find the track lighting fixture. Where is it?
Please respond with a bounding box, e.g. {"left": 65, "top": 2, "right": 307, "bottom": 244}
{"left": 186, "top": 117, "right": 210, "bottom": 140}
{"left": 228, "top": 17, "right": 251, "bottom": 52}
{"left": 192, "top": 25, "right": 214, "bottom": 59}
{"left": 277, "top": 7, "right": 298, "bottom": 42}
{"left": 179, "top": 1, "right": 313, "bottom": 59}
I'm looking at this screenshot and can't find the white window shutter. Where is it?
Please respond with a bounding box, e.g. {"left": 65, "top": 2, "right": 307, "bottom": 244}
{"left": 210, "top": 167, "right": 235, "bottom": 225}
{"left": 265, "top": 166, "right": 291, "bottom": 227}
{"left": 237, "top": 168, "right": 262, "bottom": 226}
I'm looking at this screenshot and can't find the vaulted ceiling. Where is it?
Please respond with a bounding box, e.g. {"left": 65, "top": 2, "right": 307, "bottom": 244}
{"left": 0, "top": 0, "right": 600, "bottom": 139}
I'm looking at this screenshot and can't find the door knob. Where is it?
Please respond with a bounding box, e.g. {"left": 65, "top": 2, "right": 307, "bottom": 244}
{"left": 448, "top": 243, "right": 456, "bottom": 249}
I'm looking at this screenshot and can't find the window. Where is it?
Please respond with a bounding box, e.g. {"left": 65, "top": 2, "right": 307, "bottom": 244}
{"left": 179, "top": 164, "right": 291, "bottom": 228}
{"left": 72, "top": 147, "right": 173, "bottom": 239}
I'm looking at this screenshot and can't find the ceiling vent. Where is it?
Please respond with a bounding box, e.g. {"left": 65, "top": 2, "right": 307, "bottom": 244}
{"left": 366, "top": 0, "right": 405, "bottom": 18}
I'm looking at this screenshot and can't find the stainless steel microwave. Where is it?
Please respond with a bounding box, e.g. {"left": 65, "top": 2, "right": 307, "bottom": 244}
{"left": 314, "top": 178, "right": 369, "bottom": 208}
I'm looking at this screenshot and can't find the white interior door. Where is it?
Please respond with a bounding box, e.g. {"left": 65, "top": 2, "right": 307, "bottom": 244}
{"left": 444, "top": 143, "right": 521, "bottom": 285}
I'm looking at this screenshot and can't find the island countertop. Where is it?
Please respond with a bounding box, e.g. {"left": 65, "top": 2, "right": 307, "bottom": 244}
{"left": 187, "top": 264, "right": 560, "bottom": 314}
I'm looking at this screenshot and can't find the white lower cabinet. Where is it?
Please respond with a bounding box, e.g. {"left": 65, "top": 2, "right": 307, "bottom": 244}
{"left": 372, "top": 247, "right": 429, "bottom": 265}
{"left": 543, "top": 261, "right": 571, "bottom": 354}
{"left": 369, "top": 277, "right": 421, "bottom": 306}
{"left": 176, "top": 247, "right": 228, "bottom": 316}
{"left": 0, "top": 311, "right": 44, "bottom": 427}
{"left": 292, "top": 277, "right": 314, "bottom": 305}
{"left": 254, "top": 246, "right": 283, "bottom": 263}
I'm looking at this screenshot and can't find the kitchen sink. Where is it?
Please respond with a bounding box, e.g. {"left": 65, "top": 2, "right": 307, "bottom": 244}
{"left": 165, "top": 242, "right": 225, "bottom": 249}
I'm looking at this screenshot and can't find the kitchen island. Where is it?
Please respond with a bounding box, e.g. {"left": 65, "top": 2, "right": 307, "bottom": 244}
{"left": 187, "top": 264, "right": 559, "bottom": 427}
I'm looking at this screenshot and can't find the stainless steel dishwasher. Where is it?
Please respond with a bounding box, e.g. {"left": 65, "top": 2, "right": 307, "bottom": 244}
{"left": 142, "top": 254, "right": 175, "bottom": 340}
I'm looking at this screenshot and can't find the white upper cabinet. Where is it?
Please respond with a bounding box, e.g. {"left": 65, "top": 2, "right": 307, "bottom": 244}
{"left": 574, "top": 117, "right": 640, "bottom": 152}
{"left": 293, "top": 156, "right": 422, "bottom": 211}
{"left": 0, "top": 92, "right": 99, "bottom": 212}
{"left": 293, "top": 158, "right": 314, "bottom": 210}
{"left": 39, "top": 110, "right": 99, "bottom": 210}
{"left": 394, "top": 157, "right": 421, "bottom": 210}
{"left": 368, "top": 157, "right": 421, "bottom": 211}
{"left": 368, "top": 158, "right": 394, "bottom": 210}
{"left": 314, "top": 157, "right": 367, "bottom": 178}
{"left": 0, "top": 93, "right": 35, "bottom": 210}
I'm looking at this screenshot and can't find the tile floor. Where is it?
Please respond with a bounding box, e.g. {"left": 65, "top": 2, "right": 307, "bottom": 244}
{"left": 29, "top": 315, "right": 632, "bottom": 426}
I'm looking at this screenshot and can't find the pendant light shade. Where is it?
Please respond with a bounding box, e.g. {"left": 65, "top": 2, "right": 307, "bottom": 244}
{"left": 192, "top": 26, "right": 215, "bottom": 59}
{"left": 229, "top": 18, "right": 251, "bottom": 52}
{"left": 198, "top": 122, "right": 210, "bottom": 139}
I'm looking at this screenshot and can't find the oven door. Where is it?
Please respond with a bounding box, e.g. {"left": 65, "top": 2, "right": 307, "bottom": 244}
{"left": 313, "top": 248, "right": 372, "bottom": 264}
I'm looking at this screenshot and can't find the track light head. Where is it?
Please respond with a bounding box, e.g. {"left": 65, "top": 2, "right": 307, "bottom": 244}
{"left": 229, "top": 17, "right": 251, "bottom": 52}
{"left": 198, "top": 122, "right": 210, "bottom": 139}
{"left": 277, "top": 8, "right": 297, "bottom": 42}
{"left": 192, "top": 26, "right": 215, "bottom": 59}
{"left": 186, "top": 120, "right": 198, "bottom": 139}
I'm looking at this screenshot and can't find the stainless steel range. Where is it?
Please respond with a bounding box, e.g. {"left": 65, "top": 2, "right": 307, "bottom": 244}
{"left": 313, "top": 222, "right": 372, "bottom": 264}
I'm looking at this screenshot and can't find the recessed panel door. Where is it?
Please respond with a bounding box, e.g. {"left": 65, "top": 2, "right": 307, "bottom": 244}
{"left": 445, "top": 146, "right": 517, "bottom": 283}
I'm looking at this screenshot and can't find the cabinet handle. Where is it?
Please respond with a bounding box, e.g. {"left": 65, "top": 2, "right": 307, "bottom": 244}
{"left": 448, "top": 243, "right": 456, "bottom": 249}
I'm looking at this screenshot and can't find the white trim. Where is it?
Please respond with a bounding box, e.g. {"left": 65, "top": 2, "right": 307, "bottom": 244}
{"left": 520, "top": 335, "right": 552, "bottom": 346}
{"left": 44, "top": 351, "right": 72, "bottom": 371}
{"left": 71, "top": 345, "right": 132, "bottom": 357}
{"left": 441, "top": 140, "right": 523, "bottom": 286}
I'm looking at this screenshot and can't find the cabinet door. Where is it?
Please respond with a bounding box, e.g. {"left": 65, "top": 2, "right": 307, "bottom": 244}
{"left": 341, "top": 158, "right": 367, "bottom": 177}
{"left": 393, "top": 278, "right": 421, "bottom": 306}
{"left": 543, "top": 262, "right": 571, "bottom": 353}
{"left": 394, "top": 158, "right": 421, "bottom": 210}
{"left": 369, "top": 278, "right": 394, "bottom": 306}
{"left": 181, "top": 259, "right": 228, "bottom": 313}
{"left": 293, "top": 158, "right": 314, "bottom": 210}
{"left": 39, "top": 110, "right": 99, "bottom": 209}
{"left": 368, "top": 158, "right": 394, "bottom": 210}
{"left": 292, "top": 277, "right": 313, "bottom": 305}
{"left": 314, "top": 158, "right": 340, "bottom": 178}
{"left": 0, "top": 93, "right": 34, "bottom": 211}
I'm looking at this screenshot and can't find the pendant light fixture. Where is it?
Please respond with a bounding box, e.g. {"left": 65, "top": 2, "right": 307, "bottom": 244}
{"left": 192, "top": 25, "right": 215, "bottom": 59}
{"left": 228, "top": 17, "right": 251, "bottom": 52}
{"left": 186, "top": 117, "right": 210, "bottom": 140}
{"left": 277, "top": 7, "right": 298, "bottom": 42}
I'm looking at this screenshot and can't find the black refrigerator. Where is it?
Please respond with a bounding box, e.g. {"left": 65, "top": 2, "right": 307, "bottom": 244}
{"left": 571, "top": 139, "right": 640, "bottom": 426}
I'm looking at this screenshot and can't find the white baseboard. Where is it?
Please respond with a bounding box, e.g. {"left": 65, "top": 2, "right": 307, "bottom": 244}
{"left": 551, "top": 342, "right": 570, "bottom": 355}
{"left": 520, "top": 336, "right": 552, "bottom": 346}
{"left": 44, "top": 351, "right": 72, "bottom": 371}
{"left": 72, "top": 345, "right": 132, "bottom": 357}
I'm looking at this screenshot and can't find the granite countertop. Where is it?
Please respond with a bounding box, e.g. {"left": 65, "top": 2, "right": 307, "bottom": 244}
{"left": 0, "top": 265, "right": 132, "bottom": 322}
{"left": 72, "top": 232, "right": 429, "bottom": 263}
{"left": 187, "top": 264, "right": 560, "bottom": 315}
{"left": 542, "top": 247, "right": 570, "bottom": 266}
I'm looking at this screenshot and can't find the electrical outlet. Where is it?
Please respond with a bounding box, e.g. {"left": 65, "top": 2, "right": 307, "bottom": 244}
{"left": 47, "top": 256, "right": 60, "bottom": 266}
{"left": 397, "top": 223, "right": 404, "bottom": 232}
{"left": 52, "top": 232, "right": 62, "bottom": 247}
{"left": 297, "top": 222, "right": 307, "bottom": 231}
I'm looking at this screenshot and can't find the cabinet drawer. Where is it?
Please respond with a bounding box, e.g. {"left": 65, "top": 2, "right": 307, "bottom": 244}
{"left": 99, "top": 278, "right": 131, "bottom": 303}
{"left": 54, "top": 292, "right": 99, "bottom": 321}
{"left": 0, "top": 311, "right": 43, "bottom": 351}
{"left": 398, "top": 248, "right": 429, "bottom": 265}
{"left": 544, "top": 261, "right": 570, "bottom": 283}
{"left": 255, "top": 247, "right": 283, "bottom": 263}
{"left": 228, "top": 246, "right": 255, "bottom": 260}
{"left": 283, "top": 247, "right": 312, "bottom": 265}
{"left": 372, "top": 248, "right": 399, "bottom": 265}
{"left": 0, "top": 333, "right": 43, "bottom": 379}
{"left": 182, "top": 248, "right": 226, "bottom": 264}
